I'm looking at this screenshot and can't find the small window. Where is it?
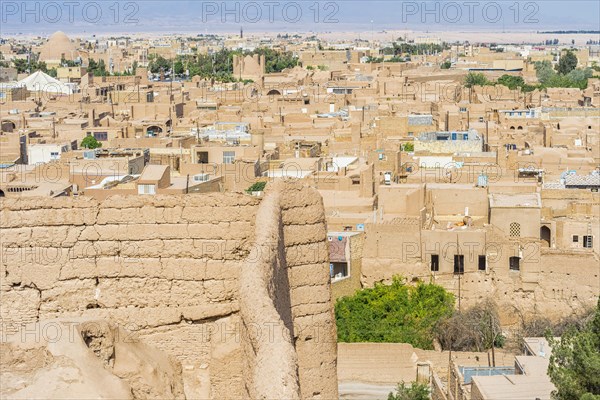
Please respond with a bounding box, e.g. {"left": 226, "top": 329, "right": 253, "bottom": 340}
{"left": 573, "top": 235, "right": 579, "bottom": 243}
{"left": 583, "top": 236, "right": 593, "bottom": 248}
{"left": 509, "top": 222, "right": 521, "bottom": 238}
{"left": 509, "top": 256, "right": 521, "bottom": 271}
{"left": 453, "top": 255, "right": 464, "bottom": 274}
{"left": 137, "top": 184, "right": 156, "bottom": 195}
{"left": 431, "top": 255, "right": 439, "bottom": 272}
{"left": 197, "top": 151, "right": 209, "bottom": 164}
{"left": 223, "top": 151, "right": 235, "bottom": 164}
{"left": 331, "top": 262, "right": 349, "bottom": 280}
{"left": 478, "top": 255, "right": 486, "bottom": 271}
{"left": 93, "top": 132, "right": 108, "bottom": 141}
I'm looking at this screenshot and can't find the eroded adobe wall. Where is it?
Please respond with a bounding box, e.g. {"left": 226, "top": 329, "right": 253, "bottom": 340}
{"left": 1, "top": 194, "right": 259, "bottom": 397}
{"left": 0, "top": 182, "right": 338, "bottom": 399}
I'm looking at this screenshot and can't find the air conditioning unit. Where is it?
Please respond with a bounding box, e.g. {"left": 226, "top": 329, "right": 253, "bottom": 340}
{"left": 83, "top": 150, "right": 96, "bottom": 159}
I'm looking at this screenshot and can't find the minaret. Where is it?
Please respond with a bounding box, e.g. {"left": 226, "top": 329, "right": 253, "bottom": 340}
{"left": 240, "top": 27, "right": 243, "bottom": 39}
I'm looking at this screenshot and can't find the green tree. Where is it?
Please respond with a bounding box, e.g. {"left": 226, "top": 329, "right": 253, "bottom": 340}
{"left": 174, "top": 60, "right": 184, "bottom": 75}
{"left": 387, "top": 381, "right": 430, "bottom": 400}
{"left": 497, "top": 74, "right": 526, "bottom": 90}
{"left": 441, "top": 61, "right": 452, "bottom": 69}
{"left": 81, "top": 135, "right": 102, "bottom": 149}
{"left": 13, "top": 58, "right": 29, "bottom": 73}
{"left": 547, "top": 298, "right": 600, "bottom": 400}
{"left": 335, "top": 277, "right": 455, "bottom": 349}
{"left": 87, "top": 59, "right": 107, "bottom": 76}
{"left": 464, "top": 72, "right": 490, "bottom": 88}
{"left": 535, "top": 60, "right": 557, "bottom": 85}
{"left": 148, "top": 55, "right": 170, "bottom": 74}
{"left": 556, "top": 50, "right": 578, "bottom": 75}
{"left": 60, "top": 57, "right": 78, "bottom": 67}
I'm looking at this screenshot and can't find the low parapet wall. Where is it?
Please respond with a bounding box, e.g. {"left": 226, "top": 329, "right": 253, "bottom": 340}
{"left": 0, "top": 180, "right": 338, "bottom": 399}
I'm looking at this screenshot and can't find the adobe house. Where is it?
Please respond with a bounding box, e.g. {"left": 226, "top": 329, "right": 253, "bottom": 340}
{"left": 328, "top": 231, "right": 364, "bottom": 300}
{"left": 233, "top": 54, "right": 266, "bottom": 82}
{"left": 136, "top": 164, "right": 171, "bottom": 194}
{"left": 489, "top": 193, "right": 541, "bottom": 239}
{"left": 415, "top": 130, "right": 483, "bottom": 154}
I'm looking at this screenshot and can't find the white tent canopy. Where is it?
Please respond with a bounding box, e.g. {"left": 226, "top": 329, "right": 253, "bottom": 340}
{"left": 17, "top": 71, "right": 76, "bottom": 95}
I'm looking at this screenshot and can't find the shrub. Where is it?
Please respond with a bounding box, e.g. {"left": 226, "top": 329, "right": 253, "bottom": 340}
{"left": 246, "top": 181, "right": 266, "bottom": 193}
{"left": 387, "top": 381, "right": 430, "bottom": 400}
{"left": 335, "top": 277, "right": 454, "bottom": 349}
{"left": 81, "top": 135, "right": 102, "bottom": 149}
{"left": 464, "top": 72, "right": 491, "bottom": 88}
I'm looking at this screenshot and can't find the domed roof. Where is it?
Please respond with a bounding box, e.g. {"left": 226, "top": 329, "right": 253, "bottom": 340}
{"left": 39, "top": 31, "right": 78, "bottom": 62}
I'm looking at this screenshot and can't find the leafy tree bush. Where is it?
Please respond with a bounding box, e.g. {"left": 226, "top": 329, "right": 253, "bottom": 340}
{"left": 547, "top": 298, "right": 600, "bottom": 400}
{"left": 387, "top": 381, "right": 430, "bottom": 400}
{"left": 402, "top": 142, "right": 414, "bottom": 152}
{"left": 148, "top": 55, "right": 171, "bottom": 74}
{"left": 246, "top": 181, "right": 266, "bottom": 193}
{"left": 535, "top": 60, "right": 556, "bottom": 85}
{"left": 496, "top": 74, "right": 526, "bottom": 90}
{"left": 88, "top": 59, "right": 108, "bottom": 76}
{"left": 441, "top": 61, "right": 452, "bottom": 69}
{"left": 534, "top": 59, "right": 592, "bottom": 89}
{"left": 464, "top": 72, "right": 490, "bottom": 88}
{"left": 81, "top": 135, "right": 102, "bottom": 149}
{"left": 335, "top": 277, "right": 454, "bottom": 349}
{"left": 13, "top": 57, "right": 49, "bottom": 74}
{"left": 556, "top": 50, "right": 578, "bottom": 75}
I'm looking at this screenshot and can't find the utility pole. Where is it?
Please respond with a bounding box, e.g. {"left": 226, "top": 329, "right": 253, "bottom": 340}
{"left": 458, "top": 272, "right": 461, "bottom": 312}
{"left": 447, "top": 344, "right": 452, "bottom": 398}
{"left": 457, "top": 236, "right": 462, "bottom": 312}
{"left": 490, "top": 314, "right": 496, "bottom": 367}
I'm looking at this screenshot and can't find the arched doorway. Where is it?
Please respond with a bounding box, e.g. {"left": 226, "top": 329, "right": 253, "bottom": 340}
{"left": 267, "top": 89, "right": 281, "bottom": 96}
{"left": 146, "top": 125, "right": 163, "bottom": 137}
{"left": 1, "top": 121, "right": 16, "bottom": 132}
{"left": 540, "top": 226, "right": 551, "bottom": 247}
{"left": 0, "top": 189, "right": 4, "bottom": 197}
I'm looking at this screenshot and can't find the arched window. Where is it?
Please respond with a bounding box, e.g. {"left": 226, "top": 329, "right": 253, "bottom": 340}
{"left": 509, "top": 222, "right": 521, "bottom": 237}
{"left": 541, "top": 226, "right": 551, "bottom": 246}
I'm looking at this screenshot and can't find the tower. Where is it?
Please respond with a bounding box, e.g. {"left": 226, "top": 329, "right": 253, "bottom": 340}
{"left": 240, "top": 27, "right": 243, "bottom": 39}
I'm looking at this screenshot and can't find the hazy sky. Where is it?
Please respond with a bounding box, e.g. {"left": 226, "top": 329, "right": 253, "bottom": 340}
{"left": 1, "top": 1, "right": 598, "bottom": 35}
